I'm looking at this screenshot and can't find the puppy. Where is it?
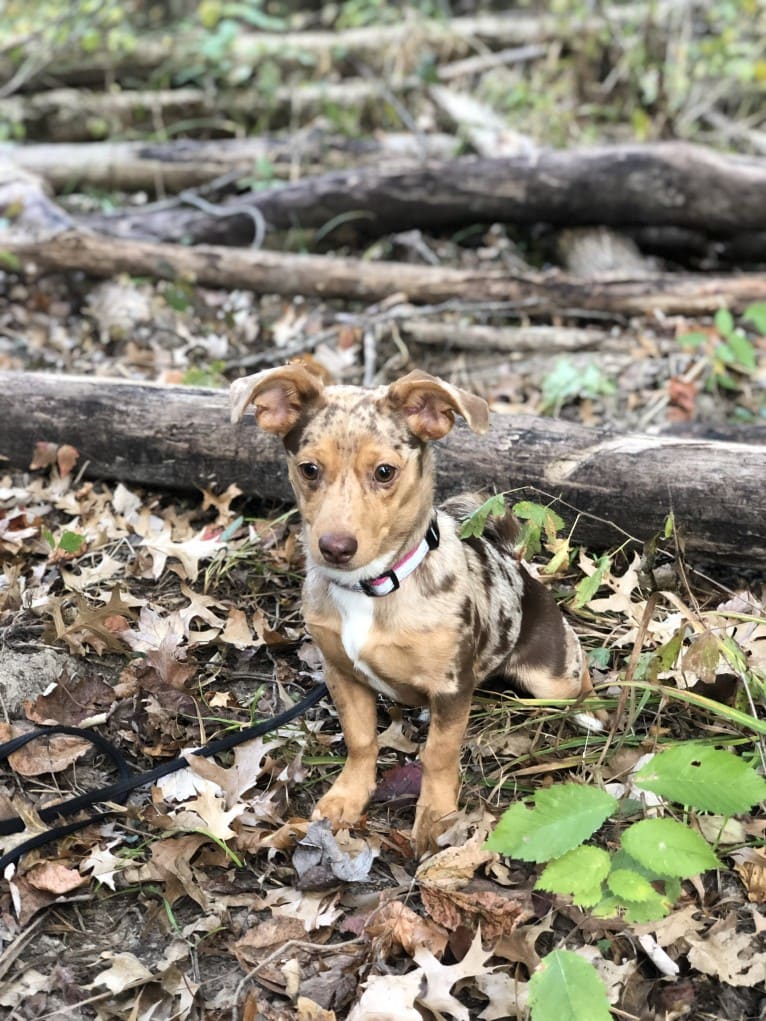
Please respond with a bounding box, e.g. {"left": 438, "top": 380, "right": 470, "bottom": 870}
{"left": 230, "top": 364, "right": 596, "bottom": 854}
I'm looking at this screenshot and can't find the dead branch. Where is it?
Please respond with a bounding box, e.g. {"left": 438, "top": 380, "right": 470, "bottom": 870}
{"left": 3, "top": 80, "right": 404, "bottom": 143}
{"left": 0, "top": 133, "right": 458, "bottom": 195}
{"left": 78, "top": 142, "right": 766, "bottom": 247}
{"left": 0, "top": 370, "right": 762, "bottom": 560}
{"left": 7, "top": 228, "right": 766, "bottom": 316}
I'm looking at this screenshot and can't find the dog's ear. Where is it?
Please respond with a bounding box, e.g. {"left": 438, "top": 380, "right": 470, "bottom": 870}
{"left": 229, "top": 363, "right": 325, "bottom": 435}
{"left": 387, "top": 370, "right": 489, "bottom": 440}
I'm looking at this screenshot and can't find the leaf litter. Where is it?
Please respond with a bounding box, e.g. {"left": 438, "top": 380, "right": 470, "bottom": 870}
{"left": 0, "top": 450, "right": 764, "bottom": 1019}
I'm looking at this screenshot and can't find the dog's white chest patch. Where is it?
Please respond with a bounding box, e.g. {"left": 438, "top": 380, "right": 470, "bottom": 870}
{"left": 329, "top": 585, "right": 399, "bottom": 700}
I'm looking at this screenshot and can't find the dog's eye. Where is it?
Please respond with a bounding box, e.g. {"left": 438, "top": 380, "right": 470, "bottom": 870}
{"left": 373, "top": 464, "right": 397, "bottom": 484}
{"left": 298, "top": 462, "right": 320, "bottom": 481}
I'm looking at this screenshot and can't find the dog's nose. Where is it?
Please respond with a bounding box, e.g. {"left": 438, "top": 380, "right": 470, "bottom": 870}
{"left": 318, "top": 533, "right": 358, "bottom": 565}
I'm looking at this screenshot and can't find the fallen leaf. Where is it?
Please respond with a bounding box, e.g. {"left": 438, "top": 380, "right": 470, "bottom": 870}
{"left": 26, "top": 861, "right": 87, "bottom": 894}
{"left": 0, "top": 724, "right": 92, "bottom": 777}
{"left": 733, "top": 847, "right": 766, "bottom": 903}
{"left": 365, "top": 900, "right": 448, "bottom": 958}
{"left": 89, "top": 952, "right": 154, "bottom": 994}
{"left": 686, "top": 913, "right": 765, "bottom": 986}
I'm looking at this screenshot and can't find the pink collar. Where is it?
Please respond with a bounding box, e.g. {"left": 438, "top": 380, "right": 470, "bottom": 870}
{"left": 354, "top": 519, "right": 440, "bottom": 597}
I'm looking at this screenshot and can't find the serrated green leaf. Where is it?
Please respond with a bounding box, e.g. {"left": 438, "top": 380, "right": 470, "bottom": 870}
{"left": 743, "top": 301, "right": 766, "bottom": 335}
{"left": 513, "top": 500, "right": 565, "bottom": 532}
{"left": 485, "top": 785, "right": 617, "bottom": 862}
{"left": 622, "top": 818, "right": 720, "bottom": 878}
{"left": 58, "top": 530, "right": 86, "bottom": 553}
{"left": 607, "top": 868, "right": 657, "bottom": 902}
{"left": 714, "top": 307, "right": 735, "bottom": 337}
{"left": 572, "top": 555, "right": 612, "bottom": 609}
{"left": 458, "top": 493, "right": 507, "bottom": 539}
{"left": 536, "top": 845, "right": 611, "bottom": 908}
{"left": 633, "top": 743, "right": 766, "bottom": 815}
{"left": 530, "top": 950, "right": 611, "bottom": 1021}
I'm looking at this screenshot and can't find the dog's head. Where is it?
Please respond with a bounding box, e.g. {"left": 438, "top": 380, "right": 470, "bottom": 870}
{"left": 230, "top": 364, "right": 488, "bottom": 577}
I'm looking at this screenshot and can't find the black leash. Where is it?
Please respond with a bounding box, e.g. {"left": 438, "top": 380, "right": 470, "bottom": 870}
{"left": 0, "top": 682, "right": 328, "bottom": 874}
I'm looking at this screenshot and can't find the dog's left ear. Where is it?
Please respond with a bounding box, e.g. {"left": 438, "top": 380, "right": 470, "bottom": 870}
{"left": 386, "top": 370, "right": 489, "bottom": 440}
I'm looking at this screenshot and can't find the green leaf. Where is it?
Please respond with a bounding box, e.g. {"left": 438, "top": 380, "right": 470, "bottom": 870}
{"left": 622, "top": 818, "right": 720, "bottom": 878}
{"left": 677, "top": 330, "right": 708, "bottom": 348}
{"left": 458, "top": 493, "right": 507, "bottom": 539}
{"left": 572, "top": 554, "right": 612, "bottom": 609}
{"left": 714, "top": 307, "right": 735, "bottom": 338}
{"left": 633, "top": 743, "right": 766, "bottom": 815}
{"left": 743, "top": 301, "right": 766, "bottom": 335}
{"left": 43, "top": 527, "right": 55, "bottom": 549}
{"left": 0, "top": 250, "right": 21, "bottom": 271}
{"left": 536, "top": 845, "right": 611, "bottom": 907}
{"left": 727, "top": 330, "right": 757, "bottom": 370}
{"left": 513, "top": 500, "right": 565, "bottom": 533}
{"left": 606, "top": 868, "right": 658, "bottom": 903}
{"left": 530, "top": 950, "right": 611, "bottom": 1021}
{"left": 663, "top": 510, "right": 675, "bottom": 539}
{"left": 58, "top": 530, "right": 86, "bottom": 553}
{"left": 485, "top": 785, "right": 617, "bottom": 862}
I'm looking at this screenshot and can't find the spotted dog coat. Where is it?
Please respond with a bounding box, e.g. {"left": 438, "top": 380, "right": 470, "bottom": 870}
{"left": 230, "top": 364, "right": 596, "bottom": 854}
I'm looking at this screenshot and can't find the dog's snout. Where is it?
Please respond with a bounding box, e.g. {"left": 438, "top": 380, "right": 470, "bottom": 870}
{"left": 318, "top": 533, "right": 358, "bottom": 565}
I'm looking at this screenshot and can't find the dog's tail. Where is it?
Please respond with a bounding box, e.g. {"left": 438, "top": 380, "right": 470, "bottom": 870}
{"left": 441, "top": 494, "right": 520, "bottom": 550}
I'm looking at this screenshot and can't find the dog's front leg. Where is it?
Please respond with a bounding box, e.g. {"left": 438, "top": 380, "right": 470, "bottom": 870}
{"left": 413, "top": 693, "right": 472, "bottom": 857}
{"left": 313, "top": 663, "right": 379, "bottom": 827}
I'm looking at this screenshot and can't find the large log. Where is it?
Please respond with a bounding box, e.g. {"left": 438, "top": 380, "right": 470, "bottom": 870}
{"left": 0, "top": 371, "right": 763, "bottom": 561}
{"left": 80, "top": 142, "right": 766, "bottom": 245}
{"left": 7, "top": 228, "right": 766, "bottom": 315}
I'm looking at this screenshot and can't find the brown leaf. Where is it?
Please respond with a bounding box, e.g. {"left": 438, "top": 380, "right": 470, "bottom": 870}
{"left": 667, "top": 376, "right": 697, "bottom": 420}
{"left": 26, "top": 861, "right": 86, "bottom": 895}
{"left": 420, "top": 880, "right": 532, "bottom": 941}
{"left": 56, "top": 444, "right": 79, "bottom": 478}
{"left": 24, "top": 671, "right": 115, "bottom": 726}
{"left": 733, "top": 847, "right": 766, "bottom": 903}
{"left": 29, "top": 441, "right": 58, "bottom": 470}
{"left": 0, "top": 723, "right": 92, "bottom": 776}
{"left": 365, "top": 900, "right": 448, "bottom": 958}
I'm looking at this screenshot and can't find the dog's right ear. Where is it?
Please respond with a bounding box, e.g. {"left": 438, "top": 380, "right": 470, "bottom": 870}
{"left": 229, "top": 363, "right": 325, "bottom": 435}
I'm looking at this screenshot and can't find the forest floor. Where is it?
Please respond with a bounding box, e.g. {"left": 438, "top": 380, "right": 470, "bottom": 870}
{"left": 0, "top": 3, "right": 765, "bottom": 1020}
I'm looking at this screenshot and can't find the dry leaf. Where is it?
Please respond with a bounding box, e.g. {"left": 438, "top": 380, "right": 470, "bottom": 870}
{"left": 26, "top": 861, "right": 87, "bottom": 895}
{"left": 686, "top": 913, "right": 765, "bottom": 986}
{"left": 365, "top": 901, "right": 448, "bottom": 958}
{"left": 0, "top": 724, "right": 92, "bottom": 777}
{"left": 89, "top": 952, "right": 154, "bottom": 994}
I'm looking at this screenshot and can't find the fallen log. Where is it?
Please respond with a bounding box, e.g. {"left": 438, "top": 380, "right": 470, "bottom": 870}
{"left": 0, "top": 371, "right": 762, "bottom": 560}
{"left": 80, "top": 142, "right": 766, "bottom": 245}
{"left": 0, "top": 134, "right": 458, "bottom": 194}
{"left": 7, "top": 228, "right": 766, "bottom": 315}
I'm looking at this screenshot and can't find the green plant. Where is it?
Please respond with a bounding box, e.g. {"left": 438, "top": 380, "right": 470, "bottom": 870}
{"left": 486, "top": 742, "right": 765, "bottom": 1017}
{"left": 486, "top": 742, "right": 765, "bottom": 922}
{"left": 539, "top": 359, "right": 616, "bottom": 415}
{"left": 44, "top": 528, "right": 86, "bottom": 554}
{"left": 678, "top": 305, "right": 762, "bottom": 392}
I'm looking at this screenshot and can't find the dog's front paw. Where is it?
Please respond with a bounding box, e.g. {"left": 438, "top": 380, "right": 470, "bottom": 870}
{"left": 313, "top": 779, "right": 372, "bottom": 828}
